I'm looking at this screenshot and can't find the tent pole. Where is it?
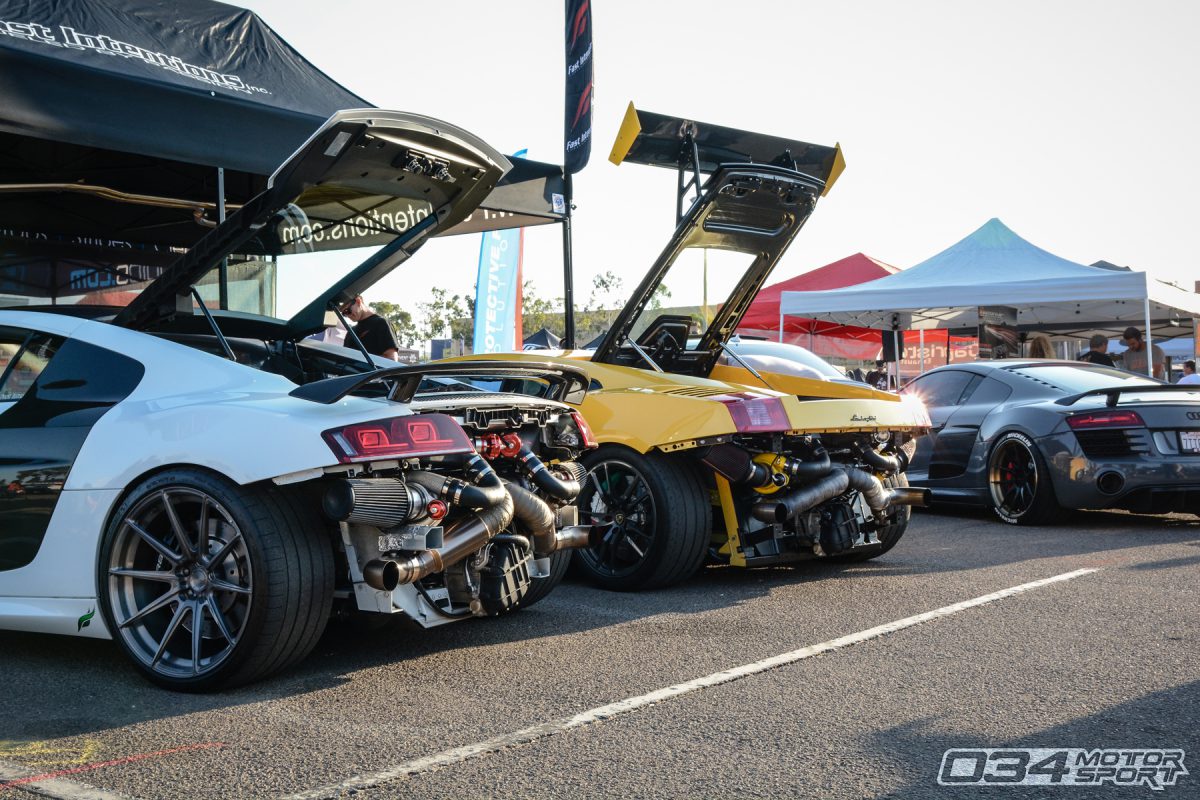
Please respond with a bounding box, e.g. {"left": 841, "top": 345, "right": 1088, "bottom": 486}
{"left": 561, "top": 173, "right": 576, "bottom": 348}
{"left": 778, "top": 306, "right": 784, "bottom": 343}
{"left": 892, "top": 328, "right": 900, "bottom": 390}
{"left": 217, "top": 168, "right": 228, "bottom": 310}
{"left": 1143, "top": 297, "right": 1153, "bottom": 377}
{"left": 919, "top": 328, "right": 925, "bottom": 374}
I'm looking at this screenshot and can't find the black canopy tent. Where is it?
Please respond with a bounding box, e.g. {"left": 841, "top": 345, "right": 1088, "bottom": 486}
{"left": 0, "top": 0, "right": 566, "bottom": 303}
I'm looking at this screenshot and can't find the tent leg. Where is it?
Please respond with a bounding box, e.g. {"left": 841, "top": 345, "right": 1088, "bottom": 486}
{"left": 561, "top": 173, "right": 576, "bottom": 349}
{"left": 919, "top": 328, "right": 925, "bottom": 374}
{"left": 892, "top": 329, "right": 900, "bottom": 390}
{"left": 779, "top": 307, "right": 784, "bottom": 343}
{"left": 217, "top": 167, "right": 228, "bottom": 311}
{"left": 1143, "top": 297, "right": 1153, "bottom": 377}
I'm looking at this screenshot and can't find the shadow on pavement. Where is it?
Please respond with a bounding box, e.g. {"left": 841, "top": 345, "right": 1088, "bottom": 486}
{"left": 868, "top": 680, "right": 1200, "bottom": 799}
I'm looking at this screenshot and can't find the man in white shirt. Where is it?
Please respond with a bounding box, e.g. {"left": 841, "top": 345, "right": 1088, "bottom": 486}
{"left": 1179, "top": 360, "right": 1200, "bottom": 385}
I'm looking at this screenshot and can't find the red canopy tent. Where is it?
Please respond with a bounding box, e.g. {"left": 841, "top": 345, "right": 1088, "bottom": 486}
{"left": 738, "top": 253, "right": 898, "bottom": 359}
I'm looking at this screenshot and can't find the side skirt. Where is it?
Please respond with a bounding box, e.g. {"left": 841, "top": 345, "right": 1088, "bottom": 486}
{"left": 0, "top": 596, "right": 112, "bottom": 639}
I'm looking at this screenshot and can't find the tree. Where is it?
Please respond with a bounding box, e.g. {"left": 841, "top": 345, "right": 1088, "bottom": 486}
{"left": 369, "top": 300, "right": 419, "bottom": 347}
{"left": 418, "top": 288, "right": 474, "bottom": 346}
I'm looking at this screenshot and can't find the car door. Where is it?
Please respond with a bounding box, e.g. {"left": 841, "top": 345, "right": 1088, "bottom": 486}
{"left": 0, "top": 325, "right": 144, "bottom": 576}
{"left": 901, "top": 369, "right": 979, "bottom": 480}
{"left": 927, "top": 375, "right": 1014, "bottom": 482}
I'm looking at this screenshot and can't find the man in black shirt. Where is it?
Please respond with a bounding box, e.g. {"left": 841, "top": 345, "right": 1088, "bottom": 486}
{"left": 1078, "top": 333, "right": 1115, "bottom": 367}
{"left": 341, "top": 295, "right": 399, "bottom": 360}
{"left": 864, "top": 360, "right": 892, "bottom": 391}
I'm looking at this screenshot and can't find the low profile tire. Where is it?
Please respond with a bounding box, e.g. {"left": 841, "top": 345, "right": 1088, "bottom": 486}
{"left": 98, "top": 469, "right": 334, "bottom": 691}
{"left": 829, "top": 471, "right": 912, "bottom": 562}
{"left": 574, "top": 447, "right": 711, "bottom": 591}
{"left": 987, "top": 432, "right": 1062, "bottom": 526}
{"left": 517, "top": 549, "right": 572, "bottom": 609}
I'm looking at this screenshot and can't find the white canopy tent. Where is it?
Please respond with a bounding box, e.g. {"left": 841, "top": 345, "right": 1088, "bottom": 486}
{"left": 780, "top": 219, "right": 1200, "bottom": 377}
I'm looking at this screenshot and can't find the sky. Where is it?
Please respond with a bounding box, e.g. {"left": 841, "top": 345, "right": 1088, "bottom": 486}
{"left": 241, "top": 0, "right": 1200, "bottom": 321}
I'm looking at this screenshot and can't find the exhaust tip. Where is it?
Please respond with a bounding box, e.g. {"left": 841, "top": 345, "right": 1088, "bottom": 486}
{"left": 1096, "top": 471, "right": 1125, "bottom": 495}
{"left": 363, "top": 559, "right": 401, "bottom": 592}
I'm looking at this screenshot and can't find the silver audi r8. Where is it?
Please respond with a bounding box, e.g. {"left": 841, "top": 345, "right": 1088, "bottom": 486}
{"left": 901, "top": 359, "right": 1200, "bottom": 524}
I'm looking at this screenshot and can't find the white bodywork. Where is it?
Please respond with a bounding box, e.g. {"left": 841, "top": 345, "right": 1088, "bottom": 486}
{"left": 0, "top": 309, "right": 420, "bottom": 639}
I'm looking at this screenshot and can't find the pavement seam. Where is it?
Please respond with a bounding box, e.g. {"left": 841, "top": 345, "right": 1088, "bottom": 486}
{"left": 283, "top": 567, "right": 1100, "bottom": 799}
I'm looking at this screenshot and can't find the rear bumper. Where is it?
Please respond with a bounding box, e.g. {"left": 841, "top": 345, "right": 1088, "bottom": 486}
{"left": 1038, "top": 431, "right": 1200, "bottom": 513}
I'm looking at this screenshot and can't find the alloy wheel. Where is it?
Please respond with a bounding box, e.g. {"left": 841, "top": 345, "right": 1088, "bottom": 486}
{"left": 989, "top": 439, "right": 1038, "bottom": 519}
{"left": 106, "top": 488, "right": 252, "bottom": 679}
{"left": 576, "top": 460, "right": 658, "bottom": 578}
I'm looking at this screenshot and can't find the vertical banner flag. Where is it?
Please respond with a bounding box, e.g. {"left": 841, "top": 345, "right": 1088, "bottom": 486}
{"left": 473, "top": 150, "right": 527, "bottom": 353}
{"left": 564, "top": 0, "right": 593, "bottom": 174}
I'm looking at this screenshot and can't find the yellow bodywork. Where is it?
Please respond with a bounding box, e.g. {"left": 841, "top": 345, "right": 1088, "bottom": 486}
{"left": 441, "top": 350, "right": 927, "bottom": 454}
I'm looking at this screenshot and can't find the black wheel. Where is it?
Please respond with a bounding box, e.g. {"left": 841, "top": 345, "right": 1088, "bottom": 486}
{"left": 987, "top": 432, "right": 1062, "bottom": 525}
{"left": 517, "top": 549, "right": 571, "bottom": 609}
{"left": 830, "top": 471, "right": 912, "bottom": 562}
{"left": 98, "top": 469, "right": 334, "bottom": 691}
{"left": 574, "top": 447, "right": 710, "bottom": 591}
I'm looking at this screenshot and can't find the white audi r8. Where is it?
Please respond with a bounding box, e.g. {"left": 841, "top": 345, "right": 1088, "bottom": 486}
{"left": 0, "top": 111, "right": 596, "bottom": 690}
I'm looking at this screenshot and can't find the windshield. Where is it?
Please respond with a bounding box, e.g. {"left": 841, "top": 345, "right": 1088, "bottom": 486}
{"left": 722, "top": 339, "right": 845, "bottom": 381}
{"left": 1009, "top": 364, "right": 1160, "bottom": 393}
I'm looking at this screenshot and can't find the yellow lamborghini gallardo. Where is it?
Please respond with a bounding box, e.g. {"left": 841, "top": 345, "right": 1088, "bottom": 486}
{"left": 448, "top": 106, "right": 930, "bottom": 591}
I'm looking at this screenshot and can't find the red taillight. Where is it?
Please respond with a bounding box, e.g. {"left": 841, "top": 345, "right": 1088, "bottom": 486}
{"left": 322, "top": 413, "right": 475, "bottom": 463}
{"left": 721, "top": 396, "right": 792, "bottom": 433}
{"left": 571, "top": 411, "right": 599, "bottom": 449}
{"left": 1066, "top": 410, "right": 1145, "bottom": 430}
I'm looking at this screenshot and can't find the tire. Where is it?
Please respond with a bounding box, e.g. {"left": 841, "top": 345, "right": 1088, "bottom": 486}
{"left": 573, "top": 446, "right": 711, "bottom": 591}
{"left": 830, "top": 471, "right": 912, "bottom": 562}
{"left": 987, "top": 431, "right": 1062, "bottom": 526}
{"left": 97, "top": 469, "right": 334, "bottom": 691}
{"left": 517, "top": 549, "right": 571, "bottom": 609}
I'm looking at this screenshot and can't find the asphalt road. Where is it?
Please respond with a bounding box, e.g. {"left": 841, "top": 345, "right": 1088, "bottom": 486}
{"left": 1, "top": 506, "right": 1197, "bottom": 799}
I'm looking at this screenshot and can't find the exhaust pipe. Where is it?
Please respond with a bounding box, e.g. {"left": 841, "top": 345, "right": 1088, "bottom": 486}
{"left": 888, "top": 486, "right": 930, "bottom": 508}
{"left": 552, "top": 525, "right": 602, "bottom": 550}
{"left": 840, "top": 466, "right": 930, "bottom": 512}
{"left": 505, "top": 481, "right": 558, "bottom": 556}
{"left": 386, "top": 491, "right": 516, "bottom": 586}
{"left": 751, "top": 467, "right": 930, "bottom": 524}
{"left": 752, "top": 470, "right": 850, "bottom": 523}
{"left": 363, "top": 558, "right": 401, "bottom": 591}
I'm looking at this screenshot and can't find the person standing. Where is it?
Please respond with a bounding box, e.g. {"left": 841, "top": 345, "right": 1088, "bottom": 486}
{"left": 340, "top": 295, "right": 399, "bottom": 360}
{"left": 1119, "top": 326, "right": 1164, "bottom": 379}
{"left": 1078, "top": 334, "right": 1115, "bottom": 367}
{"left": 864, "top": 360, "right": 892, "bottom": 391}
{"left": 1179, "top": 360, "right": 1200, "bottom": 385}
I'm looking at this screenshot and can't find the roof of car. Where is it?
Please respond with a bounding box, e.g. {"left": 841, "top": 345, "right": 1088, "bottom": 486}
{"left": 926, "top": 359, "right": 1081, "bottom": 373}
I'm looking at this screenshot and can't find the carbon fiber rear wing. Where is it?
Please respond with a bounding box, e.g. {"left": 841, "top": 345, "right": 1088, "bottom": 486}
{"left": 290, "top": 361, "right": 590, "bottom": 405}
{"left": 1055, "top": 384, "right": 1200, "bottom": 407}
{"left": 608, "top": 103, "right": 845, "bottom": 219}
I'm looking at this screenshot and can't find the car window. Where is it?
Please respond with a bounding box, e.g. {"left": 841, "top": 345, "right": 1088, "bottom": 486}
{"left": 903, "top": 370, "right": 976, "bottom": 408}
{"left": 0, "top": 331, "right": 62, "bottom": 402}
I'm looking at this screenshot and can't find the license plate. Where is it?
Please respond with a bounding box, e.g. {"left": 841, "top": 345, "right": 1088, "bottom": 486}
{"left": 1181, "top": 431, "right": 1200, "bottom": 453}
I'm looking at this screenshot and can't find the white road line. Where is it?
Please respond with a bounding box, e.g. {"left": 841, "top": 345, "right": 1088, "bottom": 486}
{"left": 0, "top": 760, "right": 135, "bottom": 800}
{"left": 286, "top": 567, "right": 1099, "bottom": 800}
